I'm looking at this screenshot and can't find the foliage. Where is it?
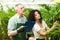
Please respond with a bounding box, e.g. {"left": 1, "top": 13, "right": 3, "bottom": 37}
{"left": 39, "top": 3, "right": 60, "bottom": 40}
{"left": 0, "top": 5, "right": 15, "bottom": 40}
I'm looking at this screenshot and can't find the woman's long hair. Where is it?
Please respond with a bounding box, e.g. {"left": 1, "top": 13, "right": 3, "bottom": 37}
{"left": 28, "top": 9, "right": 42, "bottom": 23}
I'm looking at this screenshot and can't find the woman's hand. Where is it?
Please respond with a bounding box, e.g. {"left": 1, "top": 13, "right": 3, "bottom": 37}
{"left": 46, "top": 21, "right": 59, "bottom": 33}
{"left": 52, "top": 21, "right": 59, "bottom": 29}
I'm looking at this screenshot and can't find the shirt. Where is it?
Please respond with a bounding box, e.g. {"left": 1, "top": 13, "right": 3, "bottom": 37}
{"left": 8, "top": 14, "right": 27, "bottom": 33}
{"left": 32, "top": 21, "right": 47, "bottom": 40}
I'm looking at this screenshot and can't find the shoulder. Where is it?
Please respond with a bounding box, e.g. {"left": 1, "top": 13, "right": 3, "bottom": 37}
{"left": 9, "top": 14, "right": 16, "bottom": 22}
{"left": 34, "top": 23, "right": 37, "bottom": 27}
{"left": 23, "top": 16, "right": 27, "bottom": 21}
{"left": 33, "top": 23, "right": 39, "bottom": 28}
{"left": 42, "top": 20, "right": 45, "bottom": 23}
{"left": 42, "top": 20, "right": 47, "bottom": 27}
{"left": 23, "top": 16, "right": 26, "bottom": 19}
{"left": 42, "top": 20, "right": 46, "bottom": 24}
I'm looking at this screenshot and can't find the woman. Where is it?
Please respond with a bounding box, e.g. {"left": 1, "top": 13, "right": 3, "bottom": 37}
{"left": 28, "top": 9, "right": 58, "bottom": 40}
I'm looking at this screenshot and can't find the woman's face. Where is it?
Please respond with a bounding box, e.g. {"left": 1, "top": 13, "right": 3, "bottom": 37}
{"left": 34, "top": 11, "right": 41, "bottom": 20}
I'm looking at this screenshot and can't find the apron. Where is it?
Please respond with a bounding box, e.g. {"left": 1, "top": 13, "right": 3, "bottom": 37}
{"left": 11, "top": 23, "right": 27, "bottom": 40}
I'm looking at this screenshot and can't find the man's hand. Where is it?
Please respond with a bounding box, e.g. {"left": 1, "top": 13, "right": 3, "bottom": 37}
{"left": 17, "top": 26, "right": 27, "bottom": 33}
{"left": 8, "top": 26, "right": 27, "bottom": 36}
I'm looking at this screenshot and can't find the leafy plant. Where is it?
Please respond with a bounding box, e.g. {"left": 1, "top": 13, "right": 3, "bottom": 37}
{"left": 39, "top": 3, "right": 60, "bottom": 40}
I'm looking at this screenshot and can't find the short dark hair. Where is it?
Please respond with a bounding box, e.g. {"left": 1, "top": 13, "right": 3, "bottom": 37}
{"left": 28, "top": 9, "right": 42, "bottom": 23}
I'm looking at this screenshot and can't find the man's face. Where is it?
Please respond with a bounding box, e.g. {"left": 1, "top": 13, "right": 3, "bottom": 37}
{"left": 17, "top": 5, "right": 24, "bottom": 15}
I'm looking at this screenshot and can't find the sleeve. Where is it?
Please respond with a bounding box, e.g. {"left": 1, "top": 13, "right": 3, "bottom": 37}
{"left": 34, "top": 24, "right": 41, "bottom": 32}
{"left": 43, "top": 21, "right": 47, "bottom": 27}
{"left": 8, "top": 18, "right": 16, "bottom": 33}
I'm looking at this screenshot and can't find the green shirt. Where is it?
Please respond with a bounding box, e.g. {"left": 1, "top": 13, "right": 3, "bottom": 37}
{"left": 8, "top": 14, "right": 27, "bottom": 40}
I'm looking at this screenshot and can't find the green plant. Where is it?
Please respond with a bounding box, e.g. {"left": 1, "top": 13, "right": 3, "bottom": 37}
{"left": 39, "top": 3, "right": 60, "bottom": 40}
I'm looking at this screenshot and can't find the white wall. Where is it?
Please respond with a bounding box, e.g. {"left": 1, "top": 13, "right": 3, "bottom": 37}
{"left": 0, "top": 0, "right": 55, "bottom": 11}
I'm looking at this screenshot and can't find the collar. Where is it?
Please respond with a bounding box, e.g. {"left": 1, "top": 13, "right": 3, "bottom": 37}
{"left": 16, "top": 13, "right": 23, "bottom": 18}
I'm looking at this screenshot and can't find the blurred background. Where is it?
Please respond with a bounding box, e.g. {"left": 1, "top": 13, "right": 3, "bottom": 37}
{"left": 0, "top": 0, "right": 60, "bottom": 40}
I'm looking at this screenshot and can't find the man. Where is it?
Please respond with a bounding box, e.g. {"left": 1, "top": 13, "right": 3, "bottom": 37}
{"left": 8, "top": 3, "right": 27, "bottom": 40}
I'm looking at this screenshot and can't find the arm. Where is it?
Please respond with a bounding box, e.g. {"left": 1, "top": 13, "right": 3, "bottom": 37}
{"left": 35, "top": 21, "right": 58, "bottom": 36}
{"left": 46, "top": 21, "right": 58, "bottom": 32}
{"left": 8, "top": 18, "right": 17, "bottom": 37}
{"left": 38, "top": 30, "right": 47, "bottom": 36}
{"left": 37, "top": 29, "right": 47, "bottom": 40}
{"left": 8, "top": 26, "right": 27, "bottom": 37}
{"left": 34, "top": 24, "right": 47, "bottom": 36}
{"left": 8, "top": 18, "right": 27, "bottom": 37}
{"left": 8, "top": 30, "right": 18, "bottom": 37}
